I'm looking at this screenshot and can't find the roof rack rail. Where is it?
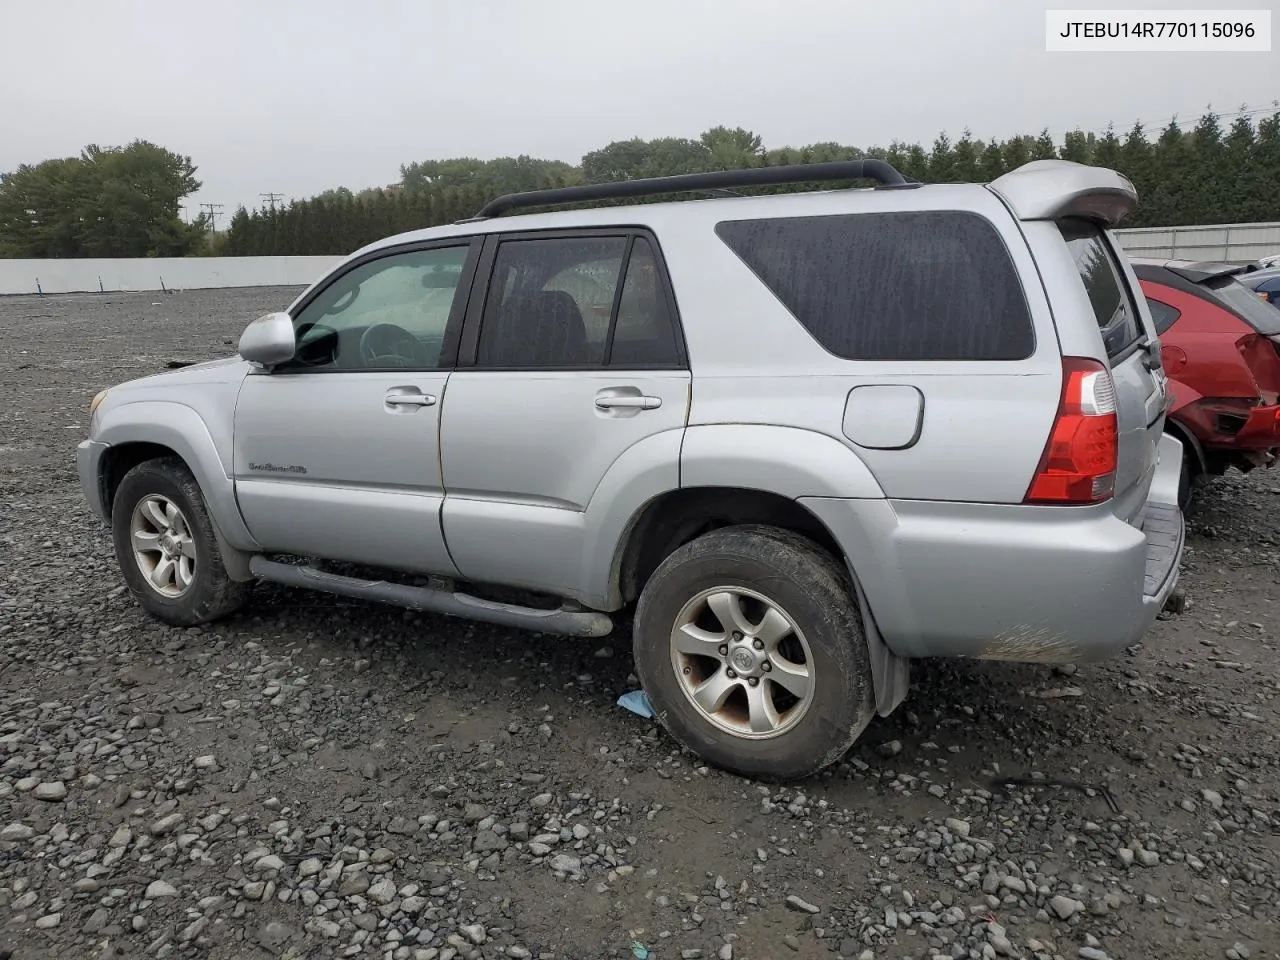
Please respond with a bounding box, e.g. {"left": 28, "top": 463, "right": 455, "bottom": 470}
{"left": 465, "top": 159, "right": 916, "bottom": 220}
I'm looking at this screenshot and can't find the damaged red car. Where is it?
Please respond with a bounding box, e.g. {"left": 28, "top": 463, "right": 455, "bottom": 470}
{"left": 1131, "top": 258, "right": 1280, "bottom": 507}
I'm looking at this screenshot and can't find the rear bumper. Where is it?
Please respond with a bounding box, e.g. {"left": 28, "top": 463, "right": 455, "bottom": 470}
{"left": 800, "top": 434, "right": 1185, "bottom": 665}
{"left": 1232, "top": 403, "right": 1280, "bottom": 447}
{"left": 1175, "top": 399, "right": 1280, "bottom": 451}
{"left": 77, "top": 439, "right": 111, "bottom": 522}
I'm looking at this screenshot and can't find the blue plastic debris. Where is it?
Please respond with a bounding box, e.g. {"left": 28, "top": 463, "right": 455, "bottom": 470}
{"left": 617, "top": 690, "right": 654, "bottom": 719}
{"left": 631, "top": 941, "right": 651, "bottom": 959}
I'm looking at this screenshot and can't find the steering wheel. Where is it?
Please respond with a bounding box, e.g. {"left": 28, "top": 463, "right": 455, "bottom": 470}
{"left": 359, "top": 323, "right": 432, "bottom": 368}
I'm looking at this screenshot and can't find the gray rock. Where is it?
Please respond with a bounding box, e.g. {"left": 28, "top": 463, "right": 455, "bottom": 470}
{"left": 1079, "top": 949, "right": 1111, "bottom": 960}
{"left": 1202, "top": 788, "right": 1224, "bottom": 810}
{"left": 473, "top": 830, "right": 508, "bottom": 853}
{"left": 151, "top": 813, "right": 183, "bottom": 835}
{"left": 528, "top": 842, "right": 552, "bottom": 856}
{"left": 339, "top": 872, "right": 370, "bottom": 897}
{"left": 367, "top": 877, "right": 397, "bottom": 904}
{"left": 945, "top": 818, "right": 971, "bottom": 838}
{"left": 460, "top": 923, "right": 486, "bottom": 945}
{"left": 877, "top": 740, "right": 903, "bottom": 758}
{"left": 1, "top": 822, "right": 34, "bottom": 841}
{"left": 463, "top": 803, "right": 488, "bottom": 824}
{"left": 35, "top": 912, "right": 62, "bottom": 929}
{"left": 255, "top": 854, "right": 285, "bottom": 874}
{"left": 571, "top": 824, "right": 591, "bottom": 840}
{"left": 549, "top": 853, "right": 581, "bottom": 874}
{"left": 785, "top": 894, "right": 820, "bottom": 914}
{"left": 83, "top": 907, "right": 110, "bottom": 933}
{"left": 12, "top": 891, "right": 37, "bottom": 910}
{"left": 145, "top": 880, "right": 178, "bottom": 899}
{"left": 298, "top": 857, "right": 323, "bottom": 878}
{"left": 243, "top": 881, "right": 267, "bottom": 900}
{"left": 1049, "top": 895, "right": 1084, "bottom": 920}
{"left": 34, "top": 781, "right": 67, "bottom": 802}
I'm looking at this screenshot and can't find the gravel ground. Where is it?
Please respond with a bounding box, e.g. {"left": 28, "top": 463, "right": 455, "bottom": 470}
{"left": 1, "top": 287, "right": 1278, "bottom": 960}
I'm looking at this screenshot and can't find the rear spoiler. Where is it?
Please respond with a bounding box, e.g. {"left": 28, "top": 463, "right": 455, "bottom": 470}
{"left": 1130, "top": 260, "right": 1248, "bottom": 285}
{"left": 987, "top": 159, "right": 1138, "bottom": 228}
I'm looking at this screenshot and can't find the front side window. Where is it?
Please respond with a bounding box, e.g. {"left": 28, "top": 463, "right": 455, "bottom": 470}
{"left": 282, "top": 245, "right": 471, "bottom": 371}
{"left": 475, "top": 235, "right": 681, "bottom": 368}
{"left": 1057, "top": 220, "right": 1142, "bottom": 359}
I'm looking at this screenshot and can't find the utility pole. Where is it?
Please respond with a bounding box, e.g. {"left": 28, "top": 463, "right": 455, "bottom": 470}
{"left": 259, "top": 192, "right": 284, "bottom": 212}
{"left": 199, "top": 202, "right": 224, "bottom": 233}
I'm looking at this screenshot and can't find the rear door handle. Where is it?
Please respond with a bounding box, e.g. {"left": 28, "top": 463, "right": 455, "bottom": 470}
{"left": 595, "top": 395, "right": 661, "bottom": 410}
{"left": 385, "top": 393, "right": 437, "bottom": 407}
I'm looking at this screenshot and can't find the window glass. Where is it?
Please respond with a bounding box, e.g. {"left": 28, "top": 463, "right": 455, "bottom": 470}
{"left": 1144, "top": 296, "right": 1181, "bottom": 335}
{"left": 715, "top": 211, "right": 1034, "bottom": 361}
{"left": 609, "top": 238, "right": 681, "bottom": 366}
{"left": 1057, "top": 220, "right": 1142, "bottom": 359}
{"left": 284, "top": 246, "right": 470, "bottom": 371}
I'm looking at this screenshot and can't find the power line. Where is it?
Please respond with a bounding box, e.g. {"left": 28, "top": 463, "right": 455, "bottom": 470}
{"left": 199, "top": 202, "right": 224, "bottom": 233}
{"left": 259, "top": 192, "right": 284, "bottom": 212}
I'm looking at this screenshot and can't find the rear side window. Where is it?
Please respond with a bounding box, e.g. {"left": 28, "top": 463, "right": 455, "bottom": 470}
{"left": 1145, "top": 296, "right": 1181, "bottom": 335}
{"left": 714, "top": 211, "right": 1034, "bottom": 361}
{"left": 1057, "top": 220, "right": 1143, "bottom": 359}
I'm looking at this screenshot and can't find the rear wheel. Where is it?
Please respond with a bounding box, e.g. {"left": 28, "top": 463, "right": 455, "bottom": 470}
{"left": 1177, "top": 445, "right": 1198, "bottom": 512}
{"left": 111, "top": 457, "right": 250, "bottom": 627}
{"left": 632, "top": 525, "right": 875, "bottom": 781}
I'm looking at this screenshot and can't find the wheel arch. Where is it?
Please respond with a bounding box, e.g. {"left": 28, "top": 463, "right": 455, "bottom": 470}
{"left": 611, "top": 486, "right": 910, "bottom": 720}
{"left": 95, "top": 402, "right": 259, "bottom": 579}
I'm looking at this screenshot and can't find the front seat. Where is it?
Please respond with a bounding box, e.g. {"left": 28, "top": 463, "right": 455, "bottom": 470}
{"left": 480, "top": 289, "right": 590, "bottom": 366}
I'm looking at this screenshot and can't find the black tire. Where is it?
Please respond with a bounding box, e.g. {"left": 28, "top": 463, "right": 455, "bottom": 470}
{"left": 1177, "top": 447, "right": 1197, "bottom": 512}
{"left": 111, "top": 456, "right": 250, "bottom": 627}
{"left": 632, "top": 524, "right": 875, "bottom": 781}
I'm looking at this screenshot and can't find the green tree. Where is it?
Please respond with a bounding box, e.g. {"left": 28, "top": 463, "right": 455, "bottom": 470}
{"left": 0, "top": 139, "right": 205, "bottom": 257}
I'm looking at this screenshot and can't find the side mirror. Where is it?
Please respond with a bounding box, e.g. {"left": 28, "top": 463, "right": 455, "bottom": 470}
{"left": 238, "top": 312, "right": 296, "bottom": 368}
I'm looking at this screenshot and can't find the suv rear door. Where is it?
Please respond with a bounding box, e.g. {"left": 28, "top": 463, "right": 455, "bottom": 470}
{"left": 1056, "top": 219, "right": 1169, "bottom": 520}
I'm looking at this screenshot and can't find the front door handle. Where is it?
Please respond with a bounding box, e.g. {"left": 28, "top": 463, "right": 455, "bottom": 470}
{"left": 385, "top": 393, "right": 437, "bottom": 407}
{"left": 595, "top": 395, "right": 661, "bottom": 411}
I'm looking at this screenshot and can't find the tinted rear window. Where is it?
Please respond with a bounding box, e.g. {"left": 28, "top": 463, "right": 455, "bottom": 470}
{"left": 714, "top": 211, "right": 1034, "bottom": 361}
{"left": 1145, "top": 296, "right": 1181, "bottom": 334}
{"left": 1057, "top": 220, "right": 1143, "bottom": 359}
{"left": 1207, "top": 276, "right": 1280, "bottom": 336}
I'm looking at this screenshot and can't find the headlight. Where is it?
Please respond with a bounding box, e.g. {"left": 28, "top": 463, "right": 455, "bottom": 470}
{"left": 89, "top": 389, "right": 109, "bottom": 417}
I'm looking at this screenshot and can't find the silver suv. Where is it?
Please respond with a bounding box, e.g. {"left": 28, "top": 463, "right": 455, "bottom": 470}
{"left": 77, "top": 159, "right": 1185, "bottom": 781}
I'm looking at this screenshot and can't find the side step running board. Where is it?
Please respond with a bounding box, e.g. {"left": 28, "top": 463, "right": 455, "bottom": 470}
{"left": 249, "top": 557, "right": 614, "bottom": 638}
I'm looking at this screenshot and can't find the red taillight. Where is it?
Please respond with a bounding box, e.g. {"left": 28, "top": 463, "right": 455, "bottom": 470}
{"left": 1024, "top": 357, "right": 1119, "bottom": 505}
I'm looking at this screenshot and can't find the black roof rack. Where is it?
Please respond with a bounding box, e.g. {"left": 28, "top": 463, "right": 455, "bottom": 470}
{"left": 464, "top": 159, "right": 916, "bottom": 220}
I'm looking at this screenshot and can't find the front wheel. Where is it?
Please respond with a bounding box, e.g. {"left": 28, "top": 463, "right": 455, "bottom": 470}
{"left": 111, "top": 457, "right": 250, "bottom": 627}
{"left": 632, "top": 525, "right": 876, "bottom": 781}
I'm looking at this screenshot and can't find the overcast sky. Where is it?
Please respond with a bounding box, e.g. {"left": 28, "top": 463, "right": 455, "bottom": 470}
{"left": 1, "top": 0, "right": 1275, "bottom": 222}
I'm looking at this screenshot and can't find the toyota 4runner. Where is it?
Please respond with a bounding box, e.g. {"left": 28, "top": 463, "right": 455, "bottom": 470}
{"left": 78, "top": 158, "right": 1185, "bottom": 781}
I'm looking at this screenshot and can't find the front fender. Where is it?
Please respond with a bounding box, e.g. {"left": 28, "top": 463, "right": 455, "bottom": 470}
{"left": 680, "top": 424, "right": 885, "bottom": 499}
{"left": 94, "top": 400, "right": 261, "bottom": 552}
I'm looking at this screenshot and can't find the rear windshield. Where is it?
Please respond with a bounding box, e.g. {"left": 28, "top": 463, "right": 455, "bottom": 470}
{"left": 1206, "top": 275, "right": 1280, "bottom": 336}
{"left": 714, "top": 211, "right": 1035, "bottom": 361}
{"left": 1057, "top": 219, "right": 1143, "bottom": 360}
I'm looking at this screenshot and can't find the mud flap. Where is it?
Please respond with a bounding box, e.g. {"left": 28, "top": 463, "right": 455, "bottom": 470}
{"left": 850, "top": 568, "right": 910, "bottom": 717}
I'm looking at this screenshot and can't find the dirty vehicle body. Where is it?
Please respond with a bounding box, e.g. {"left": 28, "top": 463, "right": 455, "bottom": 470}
{"left": 78, "top": 159, "right": 1184, "bottom": 780}
{"left": 1132, "top": 258, "right": 1280, "bottom": 505}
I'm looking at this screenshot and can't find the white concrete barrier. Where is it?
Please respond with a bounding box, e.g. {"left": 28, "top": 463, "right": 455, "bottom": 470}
{"left": 0, "top": 256, "right": 342, "bottom": 296}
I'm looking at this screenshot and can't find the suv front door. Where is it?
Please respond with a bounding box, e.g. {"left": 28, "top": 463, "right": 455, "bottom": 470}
{"left": 232, "top": 240, "right": 478, "bottom": 574}
{"left": 439, "top": 230, "right": 691, "bottom": 598}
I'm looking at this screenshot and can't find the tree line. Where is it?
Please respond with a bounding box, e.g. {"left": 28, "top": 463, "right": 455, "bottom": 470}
{"left": 0, "top": 141, "right": 208, "bottom": 258}
{"left": 3, "top": 112, "right": 1278, "bottom": 259}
